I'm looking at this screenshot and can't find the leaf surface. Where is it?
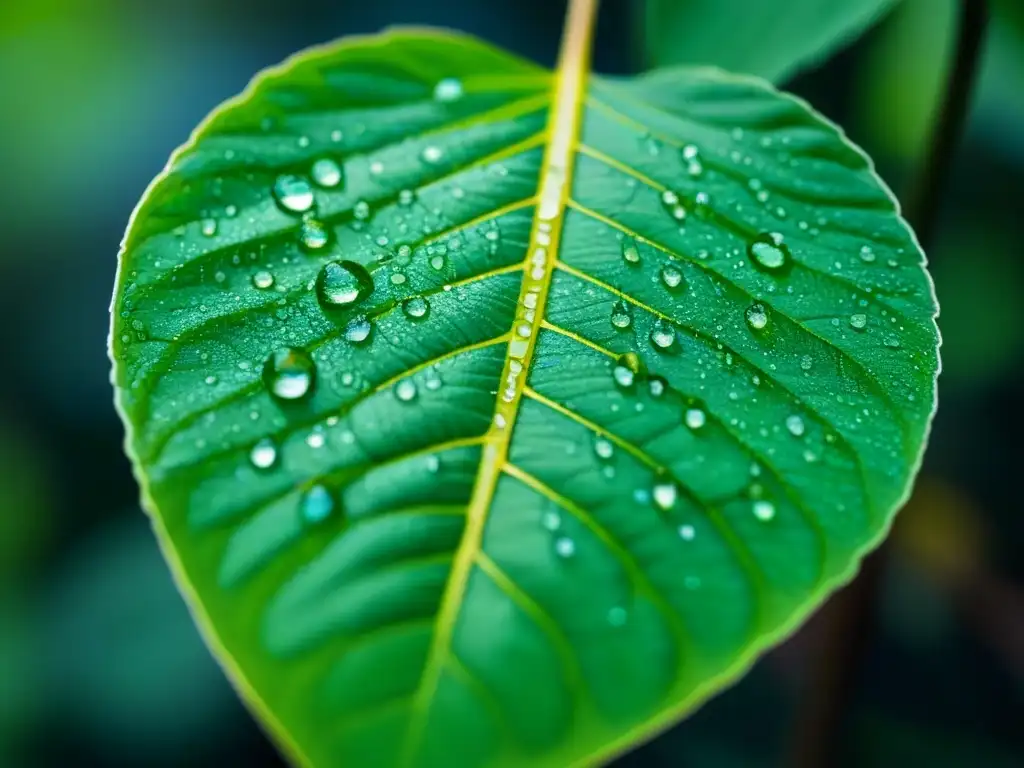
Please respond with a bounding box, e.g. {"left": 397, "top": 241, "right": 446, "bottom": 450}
{"left": 644, "top": 0, "right": 900, "bottom": 82}
{"left": 111, "top": 9, "right": 938, "bottom": 767}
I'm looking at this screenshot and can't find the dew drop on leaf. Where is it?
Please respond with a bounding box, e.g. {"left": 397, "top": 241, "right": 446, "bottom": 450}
{"left": 554, "top": 537, "right": 576, "bottom": 558}
{"left": 249, "top": 438, "right": 277, "bottom": 470}
{"left": 263, "top": 347, "right": 315, "bottom": 401}
{"left": 300, "top": 484, "right": 336, "bottom": 524}
{"left": 752, "top": 500, "right": 776, "bottom": 521}
{"left": 660, "top": 189, "right": 686, "bottom": 221}
{"left": 849, "top": 313, "right": 867, "bottom": 330}
{"left": 621, "top": 240, "right": 641, "bottom": 265}
{"left": 745, "top": 303, "right": 769, "bottom": 331}
{"left": 685, "top": 407, "right": 706, "bottom": 430}
{"left": 594, "top": 436, "right": 615, "bottom": 460}
{"left": 316, "top": 260, "right": 374, "bottom": 308}
{"left": 649, "top": 319, "right": 677, "bottom": 350}
{"left": 747, "top": 231, "right": 791, "bottom": 271}
{"left": 300, "top": 218, "right": 330, "bottom": 251}
{"left": 310, "top": 158, "right": 343, "bottom": 189}
{"left": 344, "top": 316, "right": 373, "bottom": 344}
{"left": 607, "top": 606, "right": 628, "bottom": 627}
{"left": 272, "top": 174, "right": 315, "bottom": 213}
{"left": 678, "top": 524, "right": 696, "bottom": 541}
{"left": 433, "top": 77, "right": 464, "bottom": 102}
{"left": 610, "top": 300, "right": 633, "bottom": 329}
{"left": 648, "top": 375, "right": 667, "bottom": 398}
{"left": 652, "top": 476, "right": 678, "bottom": 511}
{"left": 612, "top": 352, "right": 644, "bottom": 388}
{"left": 883, "top": 333, "right": 901, "bottom": 349}
{"left": 252, "top": 270, "right": 275, "bottom": 290}
{"left": 394, "top": 379, "right": 417, "bottom": 402}
{"left": 401, "top": 295, "right": 430, "bottom": 320}
{"left": 859, "top": 245, "right": 876, "bottom": 263}
{"left": 785, "top": 414, "right": 806, "bottom": 437}
{"left": 660, "top": 262, "right": 683, "bottom": 290}
{"left": 421, "top": 145, "right": 444, "bottom": 164}
{"left": 200, "top": 218, "right": 217, "bottom": 237}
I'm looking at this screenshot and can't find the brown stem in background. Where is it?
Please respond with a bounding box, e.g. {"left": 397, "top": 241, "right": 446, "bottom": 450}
{"left": 788, "top": 2, "right": 989, "bottom": 767}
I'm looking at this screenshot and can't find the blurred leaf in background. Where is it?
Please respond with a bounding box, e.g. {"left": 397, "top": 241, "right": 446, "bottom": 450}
{"left": 643, "top": 0, "right": 898, "bottom": 82}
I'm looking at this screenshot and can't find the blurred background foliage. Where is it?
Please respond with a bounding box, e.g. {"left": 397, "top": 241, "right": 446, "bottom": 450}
{"left": 0, "top": 0, "right": 1021, "bottom": 765}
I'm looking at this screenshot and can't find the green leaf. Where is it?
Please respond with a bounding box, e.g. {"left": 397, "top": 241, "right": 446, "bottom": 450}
{"left": 644, "top": 0, "right": 900, "bottom": 82}
{"left": 110, "top": 4, "right": 938, "bottom": 766}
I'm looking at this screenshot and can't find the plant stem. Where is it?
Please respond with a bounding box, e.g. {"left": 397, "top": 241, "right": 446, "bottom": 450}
{"left": 788, "top": 2, "right": 989, "bottom": 767}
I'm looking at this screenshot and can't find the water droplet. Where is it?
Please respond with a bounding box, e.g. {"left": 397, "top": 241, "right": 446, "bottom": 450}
{"left": 649, "top": 319, "right": 676, "bottom": 350}
{"left": 273, "top": 174, "right": 315, "bottom": 213}
{"left": 426, "top": 455, "right": 440, "bottom": 473}
{"left": 250, "top": 438, "right": 277, "bottom": 469}
{"left": 394, "top": 379, "right": 417, "bottom": 402}
{"left": 594, "top": 436, "right": 615, "bottom": 460}
{"left": 610, "top": 300, "right": 633, "bottom": 329}
{"left": 542, "top": 511, "right": 561, "bottom": 531}
{"left": 429, "top": 253, "right": 447, "bottom": 271}
{"left": 678, "top": 524, "right": 696, "bottom": 541}
{"left": 648, "top": 375, "right": 667, "bottom": 398}
{"left": 252, "top": 270, "right": 275, "bottom": 290}
{"left": 685, "top": 407, "right": 706, "bottom": 430}
{"left": 745, "top": 303, "right": 769, "bottom": 331}
{"left": 660, "top": 189, "right": 686, "bottom": 221}
{"left": 859, "top": 245, "right": 876, "bottom": 263}
{"left": 311, "top": 158, "right": 343, "bottom": 188}
{"left": 300, "top": 218, "right": 329, "bottom": 250}
{"left": 621, "top": 240, "right": 641, "bottom": 265}
{"left": 612, "top": 352, "right": 644, "bottom": 388}
{"left": 652, "top": 477, "right": 677, "bottom": 511}
{"left": 849, "top": 313, "right": 867, "bottom": 330}
{"left": 344, "top": 316, "right": 373, "bottom": 344}
{"left": 752, "top": 500, "right": 776, "bottom": 521}
{"left": 433, "top": 77, "right": 464, "bottom": 102}
{"left": 398, "top": 189, "right": 416, "bottom": 206}
{"left": 317, "top": 261, "right": 374, "bottom": 308}
{"left": 554, "top": 537, "right": 576, "bottom": 558}
{"left": 748, "top": 232, "right": 790, "bottom": 271}
{"left": 607, "top": 606, "right": 628, "bottom": 627}
{"left": 301, "top": 485, "right": 335, "bottom": 524}
{"left": 785, "top": 414, "right": 805, "bottom": 437}
{"left": 660, "top": 262, "right": 683, "bottom": 290}
{"left": 421, "top": 145, "right": 444, "bottom": 164}
{"left": 200, "top": 218, "right": 217, "bottom": 237}
{"left": 263, "top": 347, "right": 315, "bottom": 401}
{"left": 800, "top": 355, "right": 813, "bottom": 371}
{"left": 353, "top": 200, "right": 371, "bottom": 221}
{"left": 883, "top": 333, "right": 901, "bottom": 349}
{"left": 401, "top": 295, "right": 430, "bottom": 320}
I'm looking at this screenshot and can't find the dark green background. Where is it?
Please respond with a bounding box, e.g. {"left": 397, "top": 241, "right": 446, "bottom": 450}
{"left": 1, "top": 0, "right": 1022, "bottom": 766}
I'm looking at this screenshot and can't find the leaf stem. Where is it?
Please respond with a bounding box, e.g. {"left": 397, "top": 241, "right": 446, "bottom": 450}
{"left": 788, "top": 2, "right": 989, "bottom": 767}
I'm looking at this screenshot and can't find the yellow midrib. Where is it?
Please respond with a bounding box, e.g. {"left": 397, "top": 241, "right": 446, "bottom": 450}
{"left": 399, "top": 0, "right": 599, "bottom": 762}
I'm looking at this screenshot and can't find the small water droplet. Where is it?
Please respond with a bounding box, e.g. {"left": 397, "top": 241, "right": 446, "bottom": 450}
{"left": 612, "top": 352, "right": 644, "bottom": 388}
{"left": 800, "top": 355, "right": 813, "bottom": 371}
{"left": 745, "top": 303, "right": 769, "bottom": 331}
{"left": 849, "top": 313, "right": 867, "bottom": 330}
{"left": 752, "top": 500, "right": 776, "bottom": 521}
{"left": 648, "top": 375, "right": 667, "bottom": 398}
{"left": 883, "top": 333, "right": 901, "bottom": 349}
{"left": 607, "top": 606, "right": 628, "bottom": 627}
{"left": 401, "top": 295, "right": 429, "bottom": 320}
{"left": 594, "top": 436, "right": 615, "bottom": 460}
{"left": 263, "top": 347, "right": 315, "bottom": 401}
{"left": 678, "top": 524, "right": 696, "bottom": 541}
{"left": 748, "top": 232, "right": 791, "bottom": 271}
{"left": 345, "top": 316, "right": 373, "bottom": 344}
{"left": 660, "top": 189, "right": 686, "bottom": 221}
{"left": 610, "top": 300, "right": 633, "bottom": 329}
{"left": 252, "top": 270, "right": 275, "bottom": 290}
{"left": 317, "top": 261, "right": 374, "bottom": 308}
{"left": 200, "top": 218, "right": 217, "bottom": 237}
{"left": 433, "top": 77, "right": 464, "bottom": 102}
{"left": 429, "top": 253, "right": 447, "bottom": 271}
{"left": 859, "top": 245, "right": 876, "bottom": 263}
{"left": 660, "top": 262, "right": 683, "bottom": 290}
{"left": 311, "top": 158, "right": 343, "bottom": 188}
{"left": 554, "top": 537, "right": 576, "bottom": 558}
{"left": 621, "top": 240, "right": 641, "bottom": 265}
{"left": 353, "top": 200, "right": 371, "bottom": 221}
{"left": 301, "top": 485, "right": 335, "bottom": 524}
{"left": 394, "top": 379, "right": 417, "bottom": 402}
{"left": 542, "top": 511, "right": 561, "bottom": 531}
{"left": 649, "top": 319, "right": 676, "bottom": 350}
{"left": 652, "top": 477, "right": 678, "bottom": 511}
{"left": 250, "top": 438, "right": 277, "bottom": 469}
{"left": 685, "top": 407, "right": 706, "bottom": 430}
{"left": 273, "top": 174, "right": 315, "bottom": 213}
{"left": 785, "top": 414, "right": 805, "bottom": 437}
{"left": 421, "top": 145, "right": 444, "bottom": 164}
{"left": 300, "top": 218, "right": 329, "bottom": 250}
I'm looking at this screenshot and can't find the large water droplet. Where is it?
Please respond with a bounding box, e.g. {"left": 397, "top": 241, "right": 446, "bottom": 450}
{"left": 273, "top": 174, "right": 315, "bottom": 214}
{"left": 649, "top": 319, "right": 676, "bottom": 350}
{"left": 748, "top": 232, "right": 791, "bottom": 271}
{"left": 685, "top": 407, "right": 706, "bottom": 430}
{"left": 345, "top": 316, "right": 373, "bottom": 344}
{"left": 745, "top": 303, "right": 769, "bottom": 331}
{"left": 317, "top": 261, "right": 374, "bottom": 308}
{"left": 433, "top": 77, "right": 464, "bottom": 102}
{"left": 401, "top": 295, "right": 430, "bottom": 320}
{"left": 849, "top": 313, "right": 867, "bottom": 330}
{"left": 311, "top": 158, "right": 343, "bottom": 188}
{"left": 250, "top": 438, "right": 277, "bottom": 469}
{"left": 785, "top": 414, "right": 805, "bottom": 437}
{"left": 301, "top": 485, "right": 336, "bottom": 524}
{"left": 394, "top": 379, "right": 417, "bottom": 402}
{"left": 263, "top": 347, "right": 315, "bottom": 401}
{"left": 660, "top": 262, "right": 684, "bottom": 290}
{"left": 610, "top": 300, "right": 633, "bottom": 329}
